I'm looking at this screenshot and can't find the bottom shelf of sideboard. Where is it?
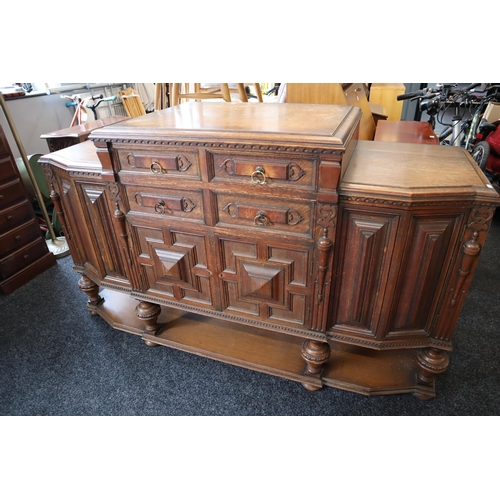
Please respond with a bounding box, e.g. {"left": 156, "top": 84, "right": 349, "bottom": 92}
{"left": 92, "top": 289, "right": 433, "bottom": 398}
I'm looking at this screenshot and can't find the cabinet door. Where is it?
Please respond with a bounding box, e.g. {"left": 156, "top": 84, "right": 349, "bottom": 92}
{"left": 329, "top": 207, "right": 400, "bottom": 338}
{"left": 132, "top": 221, "right": 215, "bottom": 309}
{"left": 55, "top": 176, "right": 129, "bottom": 284}
{"left": 216, "top": 234, "right": 314, "bottom": 328}
{"left": 383, "top": 213, "right": 465, "bottom": 338}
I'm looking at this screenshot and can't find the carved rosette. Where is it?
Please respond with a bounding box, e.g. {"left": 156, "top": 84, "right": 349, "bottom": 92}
{"left": 107, "top": 182, "right": 122, "bottom": 203}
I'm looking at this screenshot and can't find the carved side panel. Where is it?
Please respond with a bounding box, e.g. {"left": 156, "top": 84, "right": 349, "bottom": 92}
{"left": 217, "top": 237, "right": 312, "bottom": 326}
{"left": 82, "top": 183, "right": 129, "bottom": 279}
{"left": 330, "top": 208, "right": 399, "bottom": 337}
{"left": 386, "top": 215, "right": 464, "bottom": 336}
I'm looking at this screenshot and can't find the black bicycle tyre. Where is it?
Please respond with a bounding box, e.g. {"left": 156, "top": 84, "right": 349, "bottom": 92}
{"left": 472, "top": 141, "right": 490, "bottom": 171}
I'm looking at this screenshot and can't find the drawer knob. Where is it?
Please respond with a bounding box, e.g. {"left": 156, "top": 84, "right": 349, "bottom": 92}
{"left": 251, "top": 166, "right": 266, "bottom": 185}
{"left": 150, "top": 161, "right": 166, "bottom": 175}
{"left": 254, "top": 211, "right": 270, "bottom": 226}
{"left": 154, "top": 199, "right": 166, "bottom": 214}
{"left": 15, "top": 235, "right": 21, "bottom": 240}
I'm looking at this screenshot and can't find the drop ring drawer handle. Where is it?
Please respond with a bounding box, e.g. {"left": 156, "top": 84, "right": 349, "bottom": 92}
{"left": 254, "top": 211, "right": 270, "bottom": 226}
{"left": 150, "top": 161, "right": 166, "bottom": 174}
{"left": 251, "top": 166, "right": 266, "bottom": 185}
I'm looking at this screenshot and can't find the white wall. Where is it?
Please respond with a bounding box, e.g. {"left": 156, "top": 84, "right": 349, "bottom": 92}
{"left": 0, "top": 83, "right": 131, "bottom": 158}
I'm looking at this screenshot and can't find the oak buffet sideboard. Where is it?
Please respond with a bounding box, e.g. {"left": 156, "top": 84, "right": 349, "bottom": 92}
{"left": 39, "top": 103, "right": 500, "bottom": 399}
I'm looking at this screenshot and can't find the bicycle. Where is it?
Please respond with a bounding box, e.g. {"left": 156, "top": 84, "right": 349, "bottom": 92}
{"left": 397, "top": 83, "right": 500, "bottom": 169}
{"left": 61, "top": 92, "right": 117, "bottom": 126}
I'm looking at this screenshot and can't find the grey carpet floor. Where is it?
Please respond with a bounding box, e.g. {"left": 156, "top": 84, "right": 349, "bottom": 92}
{"left": 1, "top": 213, "right": 500, "bottom": 416}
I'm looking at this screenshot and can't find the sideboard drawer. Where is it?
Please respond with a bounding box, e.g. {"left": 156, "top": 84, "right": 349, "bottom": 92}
{"left": 210, "top": 151, "right": 315, "bottom": 189}
{"left": 126, "top": 186, "right": 204, "bottom": 222}
{"left": 0, "top": 201, "right": 33, "bottom": 233}
{"left": 0, "top": 238, "right": 48, "bottom": 280}
{"left": 0, "top": 220, "right": 41, "bottom": 258}
{"left": 0, "top": 179, "right": 24, "bottom": 210}
{"left": 118, "top": 149, "right": 200, "bottom": 178}
{"left": 216, "top": 193, "right": 313, "bottom": 237}
{"left": 0, "top": 155, "right": 19, "bottom": 183}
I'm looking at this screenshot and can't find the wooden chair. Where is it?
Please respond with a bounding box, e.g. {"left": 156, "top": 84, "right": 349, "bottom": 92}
{"left": 169, "top": 84, "right": 263, "bottom": 107}
{"left": 285, "top": 83, "right": 378, "bottom": 140}
{"left": 119, "top": 87, "right": 146, "bottom": 117}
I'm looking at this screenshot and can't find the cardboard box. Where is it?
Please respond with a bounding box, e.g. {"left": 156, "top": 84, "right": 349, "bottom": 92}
{"left": 484, "top": 102, "right": 500, "bottom": 123}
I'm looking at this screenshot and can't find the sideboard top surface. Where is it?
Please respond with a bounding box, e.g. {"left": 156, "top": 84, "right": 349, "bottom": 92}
{"left": 342, "top": 140, "right": 500, "bottom": 202}
{"left": 89, "top": 102, "right": 361, "bottom": 150}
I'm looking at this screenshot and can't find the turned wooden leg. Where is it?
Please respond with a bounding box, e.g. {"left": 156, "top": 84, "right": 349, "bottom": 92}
{"left": 78, "top": 274, "right": 103, "bottom": 315}
{"left": 414, "top": 347, "right": 450, "bottom": 400}
{"left": 136, "top": 301, "right": 161, "bottom": 346}
{"left": 301, "top": 339, "right": 331, "bottom": 391}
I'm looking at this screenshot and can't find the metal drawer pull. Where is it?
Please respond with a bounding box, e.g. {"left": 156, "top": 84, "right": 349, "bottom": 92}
{"left": 254, "top": 211, "right": 270, "bottom": 226}
{"left": 251, "top": 166, "right": 266, "bottom": 185}
{"left": 154, "top": 199, "right": 169, "bottom": 214}
{"left": 150, "top": 161, "right": 166, "bottom": 174}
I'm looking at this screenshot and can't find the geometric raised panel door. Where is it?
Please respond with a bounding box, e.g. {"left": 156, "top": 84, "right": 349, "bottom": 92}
{"left": 217, "top": 236, "right": 311, "bottom": 326}
{"left": 135, "top": 226, "right": 214, "bottom": 307}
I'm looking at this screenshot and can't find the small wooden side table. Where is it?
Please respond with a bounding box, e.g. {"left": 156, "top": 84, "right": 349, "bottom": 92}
{"left": 41, "top": 115, "right": 129, "bottom": 152}
{"left": 374, "top": 120, "right": 439, "bottom": 145}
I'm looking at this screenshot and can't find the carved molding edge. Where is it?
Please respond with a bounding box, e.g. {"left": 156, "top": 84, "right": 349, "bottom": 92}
{"left": 326, "top": 331, "right": 453, "bottom": 351}
{"left": 94, "top": 138, "right": 346, "bottom": 156}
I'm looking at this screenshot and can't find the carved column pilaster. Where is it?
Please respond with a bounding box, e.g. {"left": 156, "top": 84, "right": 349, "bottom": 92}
{"left": 311, "top": 203, "right": 337, "bottom": 332}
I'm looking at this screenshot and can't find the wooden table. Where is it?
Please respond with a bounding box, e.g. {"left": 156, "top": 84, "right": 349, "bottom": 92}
{"left": 374, "top": 120, "right": 439, "bottom": 144}
{"left": 40, "top": 115, "right": 129, "bottom": 152}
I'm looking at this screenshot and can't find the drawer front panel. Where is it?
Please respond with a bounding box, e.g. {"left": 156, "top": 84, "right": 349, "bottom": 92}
{"left": 0, "top": 201, "right": 33, "bottom": 233}
{"left": 216, "top": 193, "right": 313, "bottom": 236}
{"left": 0, "top": 238, "right": 48, "bottom": 279}
{"left": 118, "top": 149, "right": 200, "bottom": 178}
{"left": 210, "top": 152, "right": 315, "bottom": 189}
{"left": 126, "top": 186, "right": 204, "bottom": 222}
{"left": 0, "top": 156, "right": 19, "bottom": 183}
{"left": 0, "top": 179, "right": 24, "bottom": 209}
{"left": 0, "top": 220, "right": 41, "bottom": 258}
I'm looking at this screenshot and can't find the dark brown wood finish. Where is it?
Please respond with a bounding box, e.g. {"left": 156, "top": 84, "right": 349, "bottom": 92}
{"left": 39, "top": 103, "right": 500, "bottom": 398}
{"left": 0, "top": 125, "right": 55, "bottom": 294}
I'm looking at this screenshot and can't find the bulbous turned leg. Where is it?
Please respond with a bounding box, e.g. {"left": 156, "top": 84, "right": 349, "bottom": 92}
{"left": 414, "top": 347, "right": 450, "bottom": 400}
{"left": 135, "top": 301, "right": 161, "bottom": 346}
{"left": 301, "top": 339, "right": 331, "bottom": 391}
{"left": 78, "top": 274, "right": 103, "bottom": 315}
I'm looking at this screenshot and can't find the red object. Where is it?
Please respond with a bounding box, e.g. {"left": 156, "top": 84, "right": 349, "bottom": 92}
{"left": 485, "top": 126, "right": 500, "bottom": 175}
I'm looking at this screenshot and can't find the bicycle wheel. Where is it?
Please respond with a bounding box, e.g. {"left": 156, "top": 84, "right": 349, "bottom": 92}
{"left": 472, "top": 141, "right": 490, "bottom": 171}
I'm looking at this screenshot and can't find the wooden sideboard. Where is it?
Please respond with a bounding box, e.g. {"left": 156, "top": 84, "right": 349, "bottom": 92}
{"left": 0, "top": 125, "right": 56, "bottom": 294}
{"left": 39, "top": 103, "right": 500, "bottom": 399}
